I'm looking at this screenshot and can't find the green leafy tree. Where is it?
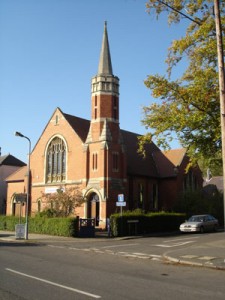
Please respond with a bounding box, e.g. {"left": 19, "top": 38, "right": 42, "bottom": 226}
{"left": 41, "top": 186, "right": 85, "bottom": 217}
{"left": 139, "top": 0, "right": 225, "bottom": 165}
{"left": 198, "top": 154, "right": 223, "bottom": 177}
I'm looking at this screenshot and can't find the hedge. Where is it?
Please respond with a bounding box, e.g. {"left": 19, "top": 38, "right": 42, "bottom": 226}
{"left": 110, "top": 211, "right": 186, "bottom": 237}
{"left": 0, "top": 215, "right": 79, "bottom": 237}
{"left": 1, "top": 212, "right": 186, "bottom": 238}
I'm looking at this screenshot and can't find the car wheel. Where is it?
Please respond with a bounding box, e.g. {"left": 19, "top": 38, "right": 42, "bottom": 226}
{"left": 213, "top": 225, "right": 218, "bottom": 232}
{"left": 200, "top": 226, "right": 204, "bottom": 233}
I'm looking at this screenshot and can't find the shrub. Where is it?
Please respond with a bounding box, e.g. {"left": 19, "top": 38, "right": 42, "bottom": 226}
{"left": 40, "top": 186, "right": 85, "bottom": 217}
{"left": 0, "top": 215, "right": 20, "bottom": 231}
{"left": 110, "top": 211, "right": 186, "bottom": 237}
{"left": 173, "top": 189, "right": 224, "bottom": 226}
{"left": 0, "top": 215, "right": 79, "bottom": 237}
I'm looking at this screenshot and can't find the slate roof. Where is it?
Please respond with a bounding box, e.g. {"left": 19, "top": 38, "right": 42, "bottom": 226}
{"left": 0, "top": 154, "right": 26, "bottom": 167}
{"left": 64, "top": 113, "right": 90, "bottom": 142}
{"left": 152, "top": 151, "right": 176, "bottom": 178}
{"left": 152, "top": 148, "right": 187, "bottom": 178}
{"left": 204, "top": 176, "right": 224, "bottom": 192}
{"left": 121, "top": 130, "right": 160, "bottom": 177}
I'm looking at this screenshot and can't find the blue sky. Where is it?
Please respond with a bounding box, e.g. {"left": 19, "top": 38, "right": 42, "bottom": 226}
{"left": 0, "top": 0, "right": 188, "bottom": 163}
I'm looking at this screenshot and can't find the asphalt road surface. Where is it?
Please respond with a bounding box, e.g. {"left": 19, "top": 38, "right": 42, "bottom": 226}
{"left": 1, "top": 233, "right": 225, "bottom": 300}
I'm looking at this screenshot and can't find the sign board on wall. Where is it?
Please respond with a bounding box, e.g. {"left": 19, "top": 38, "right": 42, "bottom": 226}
{"left": 45, "top": 187, "right": 65, "bottom": 194}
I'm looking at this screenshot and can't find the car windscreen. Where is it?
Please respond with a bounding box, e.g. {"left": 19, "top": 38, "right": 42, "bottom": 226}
{"left": 188, "top": 216, "right": 202, "bottom": 222}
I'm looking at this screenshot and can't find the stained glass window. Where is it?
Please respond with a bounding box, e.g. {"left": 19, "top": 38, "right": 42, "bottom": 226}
{"left": 46, "top": 137, "right": 66, "bottom": 183}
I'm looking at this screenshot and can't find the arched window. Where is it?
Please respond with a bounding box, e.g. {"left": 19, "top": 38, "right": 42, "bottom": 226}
{"left": 138, "top": 183, "right": 144, "bottom": 209}
{"left": 183, "top": 169, "right": 198, "bottom": 191}
{"left": 46, "top": 137, "right": 66, "bottom": 183}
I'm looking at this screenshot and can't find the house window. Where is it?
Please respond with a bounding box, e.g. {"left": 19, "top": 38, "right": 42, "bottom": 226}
{"left": 92, "top": 153, "right": 98, "bottom": 170}
{"left": 112, "top": 152, "right": 119, "bottom": 171}
{"left": 46, "top": 137, "right": 66, "bottom": 183}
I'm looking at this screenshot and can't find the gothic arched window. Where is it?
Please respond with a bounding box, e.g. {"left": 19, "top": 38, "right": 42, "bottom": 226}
{"left": 46, "top": 137, "right": 66, "bottom": 183}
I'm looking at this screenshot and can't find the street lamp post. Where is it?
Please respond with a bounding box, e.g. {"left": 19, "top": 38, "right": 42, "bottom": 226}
{"left": 15, "top": 131, "right": 31, "bottom": 240}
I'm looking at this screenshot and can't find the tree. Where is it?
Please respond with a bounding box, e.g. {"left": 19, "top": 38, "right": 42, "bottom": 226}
{"left": 172, "top": 187, "right": 224, "bottom": 224}
{"left": 198, "top": 154, "right": 223, "bottom": 177}
{"left": 41, "top": 186, "right": 85, "bottom": 217}
{"left": 139, "top": 0, "right": 225, "bottom": 166}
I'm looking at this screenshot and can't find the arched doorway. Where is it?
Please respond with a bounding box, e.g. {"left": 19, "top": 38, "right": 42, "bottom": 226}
{"left": 87, "top": 192, "right": 100, "bottom": 227}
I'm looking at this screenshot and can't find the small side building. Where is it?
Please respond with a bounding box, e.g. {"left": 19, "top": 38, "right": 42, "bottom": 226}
{"left": 0, "top": 153, "right": 26, "bottom": 214}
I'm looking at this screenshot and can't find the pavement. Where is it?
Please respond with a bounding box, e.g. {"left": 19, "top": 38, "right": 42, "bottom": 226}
{"left": 1, "top": 230, "right": 225, "bottom": 271}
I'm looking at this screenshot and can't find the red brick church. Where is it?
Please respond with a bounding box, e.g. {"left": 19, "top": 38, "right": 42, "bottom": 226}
{"left": 6, "top": 22, "right": 203, "bottom": 228}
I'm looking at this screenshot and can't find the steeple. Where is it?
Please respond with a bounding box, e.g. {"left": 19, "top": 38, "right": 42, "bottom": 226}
{"left": 90, "top": 22, "right": 120, "bottom": 130}
{"left": 91, "top": 22, "right": 119, "bottom": 100}
{"left": 98, "top": 21, "right": 113, "bottom": 75}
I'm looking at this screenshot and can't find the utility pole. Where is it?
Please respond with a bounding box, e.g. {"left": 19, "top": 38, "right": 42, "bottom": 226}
{"left": 214, "top": 0, "right": 225, "bottom": 230}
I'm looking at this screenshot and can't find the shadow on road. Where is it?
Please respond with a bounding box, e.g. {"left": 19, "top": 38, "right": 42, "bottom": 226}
{"left": 0, "top": 241, "right": 43, "bottom": 247}
{"left": 0, "top": 233, "right": 43, "bottom": 247}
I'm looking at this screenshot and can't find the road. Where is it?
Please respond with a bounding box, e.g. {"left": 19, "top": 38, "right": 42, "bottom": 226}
{"left": 1, "top": 232, "right": 225, "bottom": 299}
{"left": 37, "top": 230, "right": 224, "bottom": 262}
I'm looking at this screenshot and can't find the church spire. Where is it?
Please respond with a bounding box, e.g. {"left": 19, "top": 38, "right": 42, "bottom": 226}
{"left": 98, "top": 21, "right": 113, "bottom": 75}
{"left": 91, "top": 22, "right": 119, "bottom": 125}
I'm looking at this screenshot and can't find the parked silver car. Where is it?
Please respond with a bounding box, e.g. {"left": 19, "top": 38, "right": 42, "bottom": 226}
{"left": 179, "top": 214, "right": 219, "bottom": 233}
